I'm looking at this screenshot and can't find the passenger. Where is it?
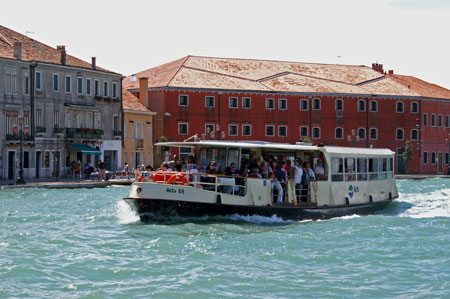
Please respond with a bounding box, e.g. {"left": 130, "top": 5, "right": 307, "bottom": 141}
{"left": 230, "top": 163, "right": 239, "bottom": 175}
{"left": 159, "top": 162, "right": 172, "bottom": 172}
{"left": 293, "top": 159, "right": 304, "bottom": 203}
{"left": 204, "top": 161, "right": 217, "bottom": 191}
{"left": 261, "top": 161, "right": 269, "bottom": 178}
{"left": 168, "top": 154, "right": 178, "bottom": 170}
{"left": 301, "top": 162, "right": 316, "bottom": 202}
{"left": 123, "top": 163, "right": 129, "bottom": 173}
{"left": 189, "top": 163, "right": 204, "bottom": 188}
{"left": 314, "top": 159, "right": 326, "bottom": 180}
{"left": 185, "top": 155, "right": 195, "bottom": 171}
{"left": 146, "top": 165, "right": 153, "bottom": 172}
{"left": 269, "top": 172, "right": 283, "bottom": 203}
{"left": 248, "top": 167, "right": 262, "bottom": 178}
{"left": 277, "top": 161, "right": 289, "bottom": 202}
{"left": 217, "top": 166, "right": 226, "bottom": 175}
{"left": 174, "top": 164, "right": 182, "bottom": 172}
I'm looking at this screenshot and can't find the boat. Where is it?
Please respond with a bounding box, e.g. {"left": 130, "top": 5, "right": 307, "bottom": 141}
{"left": 123, "top": 140, "right": 398, "bottom": 221}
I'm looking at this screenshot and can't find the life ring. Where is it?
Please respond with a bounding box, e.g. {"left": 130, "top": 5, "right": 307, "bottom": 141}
{"left": 167, "top": 173, "right": 188, "bottom": 185}
{"left": 150, "top": 172, "right": 165, "bottom": 183}
{"left": 137, "top": 176, "right": 143, "bottom": 182}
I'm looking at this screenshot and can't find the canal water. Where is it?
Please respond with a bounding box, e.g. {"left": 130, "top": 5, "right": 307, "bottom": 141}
{"left": 1, "top": 179, "right": 449, "bottom": 298}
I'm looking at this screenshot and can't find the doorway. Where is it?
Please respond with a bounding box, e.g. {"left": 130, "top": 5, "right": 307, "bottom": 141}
{"left": 397, "top": 148, "right": 406, "bottom": 174}
{"left": 35, "top": 151, "right": 41, "bottom": 178}
{"left": 438, "top": 152, "right": 443, "bottom": 173}
{"left": 8, "top": 151, "right": 15, "bottom": 180}
{"left": 53, "top": 151, "right": 60, "bottom": 177}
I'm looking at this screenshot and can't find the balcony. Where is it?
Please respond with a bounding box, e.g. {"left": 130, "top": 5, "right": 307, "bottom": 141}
{"left": 65, "top": 128, "right": 104, "bottom": 140}
{"left": 54, "top": 127, "right": 64, "bottom": 134}
{"left": 6, "top": 134, "right": 33, "bottom": 141}
{"left": 113, "top": 130, "right": 122, "bottom": 140}
{"left": 36, "top": 126, "right": 46, "bottom": 133}
{"left": 136, "top": 139, "right": 144, "bottom": 149}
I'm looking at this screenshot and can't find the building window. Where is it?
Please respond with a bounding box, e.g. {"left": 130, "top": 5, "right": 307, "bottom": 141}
{"left": 242, "top": 124, "right": 252, "bottom": 136}
{"left": 396, "top": 101, "right": 404, "bottom": 113}
{"left": 266, "top": 98, "right": 274, "bottom": 110}
{"left": 94, "top": 80, "right": 100, "bottom": 96}
{"left": 5, "top": 68, "right": 18, "bottom": 94}
{"left": 335, "top": 127, "right": 343, "bottom": 139}
{"left": 53, "top": 74, "right": 59, "bottom": 92}
{"left": 438, "top": 114, "right": 443, "bottom": 127}
{"left": 205, "top": 96, "right": 215, "bottom": 108}
{"left": 44, "top": 151, "right": 50, "bottom": 168}
{"left": 112, "top": 82, "right": 118, "bottom": 98}
{"left": 431, "top": 152, "right": 436, "bottom": 164}
{"left": 242, "top": 97, "right": 251, "bottom": 109}
{"left": 446, "top": 153, "right": 449, "bottom": 165}
{"left": 104, "top": 81, "right": 109, "bottom": 97}
{"left": 205, "top": 124, "right": 215, "bottom": 134}
{"left": 423, "top": 152, "right": 428, "bottom": 164}
{"left": 335, "top": 99, "right": 343, "bottom": 111}
{"left": 179, "top": 94, "right": 189, "bottom": 106}
{"left": 23, "top": 73, "right": 29, "bottom": 95}
{"left": 77, "top": 77, "right": 83, "bottom": 94}
{"left": 358, "top": 128, "right": 366, "bottom": 139}
{"left": 369, "top": 128, "right": 378, "bottom": 140}
{"left": 312, "top": 127, "right": 321, "bottom": 139}
{"left": 396, "top": 129, "right": 404, "bottom": 140}
{"left": 178, "top": 123, "right": 188, "bottom": 135}
{"left": 300, "top": 99, "right": 308, "bottom": 111}
{"left": 113, "top": 115, "right": 119, "bottom": 132}
{"left": 423, "top": 113, "right": 428, "bottom": 126}
{"left": 36, "top": 71, "right": 42, "bottom": 90}
{"left": 411, "top": 102, "right": 419, "bottom": 113}
{"left": 278, "top": 98, "right": 287, "bottom": 110}
{"left": 431, "top": 114, "right": 436, "bottom": 127}
{"left": 65, "top": 75, "right": 71, "bottom": 93}
{"left": 54, "top": 110, "right": 59, "bottom": 127}
{"left": 265, "top": 125, "right": 275, "bottom": 136}
{"left": 130, "top": 122, "right": 135, "bottom": 140}
{"left": 229, "top": 124, "right": 238, "bottom": 136}
{"left": 229, "top": 97, "right": 238, "bottom": 109}
{"left": 148, "top": 123, "right": 152, "bottom": 141}
{"left": 278, "top": 126, "right": 287, "bottom": 137}
{"left": 357, "top": 100, "right": 366, "bottom": 112}
{"left": 312, "top": 98, "right": 321, "bottom": 110}
{"left": 446, "top": 115, "right": 450, "bottom": 128}
{"left": 370, "top": 100, "right": 378, "bottom": 112}
{"left": 24, "top": 151, "right": 29, "bottom": 169}
{"left": 36, "top": 109, "right": 42, "bottom": 127}
{"left": 411, "top": 129, "right": 418, "bottom": 140}
{"left": 86, "top": 79, "right": 91, "bottom": 95}
{"left": 299, "top": 126, "right": 308, "bottom": 137}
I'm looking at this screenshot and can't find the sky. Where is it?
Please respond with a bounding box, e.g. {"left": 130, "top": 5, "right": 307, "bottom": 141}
{"left": 3, "top": 0, "right": 450, "bottom": 88}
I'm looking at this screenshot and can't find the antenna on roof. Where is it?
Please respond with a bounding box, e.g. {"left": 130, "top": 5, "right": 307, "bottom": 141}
{"left": 25, "top": 31, "right": 35, "bottom": 35}
{"left": 337, "top": 55, "right": 342, "bottom": 64}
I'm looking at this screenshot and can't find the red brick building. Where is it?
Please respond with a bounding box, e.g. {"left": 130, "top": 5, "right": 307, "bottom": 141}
{"left": 123, "top": 56, "right": 450, "bottom": 174}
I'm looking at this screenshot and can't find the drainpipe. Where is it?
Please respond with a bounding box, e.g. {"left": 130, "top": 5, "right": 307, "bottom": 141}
{"left": 366, "top": 98, "right": 369, "bottom": 148}
{"left": 30, "top": 61, "right": 38, "bottom": 141}
{"left": 218, "top": 91, "right": 222, "bottom": 130}
{"left": 120, "top": 77, "right": 124, "bottom": 147}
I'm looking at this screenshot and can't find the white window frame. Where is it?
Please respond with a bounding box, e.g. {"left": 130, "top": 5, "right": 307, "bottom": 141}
{"left": 94, "top": 79, "right": 100, "bottom": 96}
{"left": 53, "top": 73, "right": 59, "bottom": 92}
{"left": 242, "top": 124, "right": 252, "bottom": 136}
{"left": 265, "top": 125, "right": 275, "bottom": 137}
{"left": 228, "top": 97, "right": 238, "bottom": 109}
{"left": 396, "top": 101, "right": 404, "bottom": 113}
{"left": 312, "top": 98, "right": 321, "bottom": 110}
{"left": 178, "top": 122, "right": 189, "bottom": 135}
{"left": 335, "top": 99, "right": 344, "bottom": 111}
{"left": 205, "top": 96, "right": 215, "bottom": 108}
{"left": 396, "top": 128, "right": 404, "bottom": 140}
{"left": 112, "top": 82, "right": 118, "bottom": 98}
{"left": 358, "top": 127, "right": 366, "bottom": 140}
{"left": 369, "top": 128, "right": 378, "bottom": 140}
{"left": 242, "top": 97, "right": 251, "bottom": 109}
{"left": 299, "top": 99, "right": 308, "bottom": 111}
{"left": 423, "top": 113, "right": 428, "bottom": 126}
{"left": 23, "top": 73, "right": 29, "bottom": 95}
{"left": 312, "top": 127, "right": 321, "bottom": 139}
{"left": 278, "top": 125, "right": 287, "bottom": 137}
{"left": 411, "top": 129, "right": 419, "bottom": 140}
{"left": 335, "top": 127, "right": 344, "bottom": 139}
{"left": 265, "top": 98, "right": 274, "bottom": 110}
{"left": 431, "top": 114, "right": 436, "bottom": 127}
{"left": 179, "top": 94, "right": 189, "bottom": 107}
{"left": 77, "top": 76, "right": 83, "bottom": 94}
{"left": 357, "top": 100, "right": 366, "bottom": 112}
{"left": 411, "top": 101, "right": 419, "bottom": 113}
{"left": 104, "top": 81, "right": 109, "bottom": 97}
{"left": 65, "top": 75, "right": 71, "bottom": 93}
{"left": 36, "top": 71, "right": 42, "bottom": 91}
{"left": 86, "top": 78, "right": 91, "bottom": 96}
{"left": 299, "top": 126, "right": 309, "bottom": 138}
{"left": 278, "top": 98, "right": 287, "bottom": 110}
{"left": 205, "top": 123, "right": 215, "bottom": 134}
{"left": 228, "top": 124, "right": 238, "bottom": 136}
{"left": 369, "top": 100, "right": 378, "bottom": 112}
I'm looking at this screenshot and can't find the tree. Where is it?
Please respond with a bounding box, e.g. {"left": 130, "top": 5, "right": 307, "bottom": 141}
{"left": 403, "top": 140, "right": 413, "bottom": 174}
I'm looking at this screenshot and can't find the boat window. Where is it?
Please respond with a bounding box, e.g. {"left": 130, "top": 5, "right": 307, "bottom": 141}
{"left": 368, "top": 158, "right": 378, "bottom": 180}
{"left": 198, "top": 148, "right": 227, "bottom": 168}
{"left": 387, "top": 157, "right": 394, "bottom": 179}
{"left": 331, "top": 157, "right": 344, "bottom": 181}
{"left": 344, "top": 158, "right": 356, "bottom": 181}
{"left": 227, "top": 148, "right": 240, "bottom": 168}
{"left": 379, "top": 158, "right": 387, "bottom": 180}
{"left": 357, "top": 158, "right": 367, "bottom": 181}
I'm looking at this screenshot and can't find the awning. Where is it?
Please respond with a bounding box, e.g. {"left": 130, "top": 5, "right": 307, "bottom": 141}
{"left": 67, "top": 144, "right": 102, "bottom": 155}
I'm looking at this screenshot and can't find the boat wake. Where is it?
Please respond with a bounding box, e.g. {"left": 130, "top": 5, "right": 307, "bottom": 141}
{"left": 116, "top": 200, "right": 140, "bottom": 224}
{"left": 396, "top": 186, "right": 450, "bottom": 219}
{"left": 226, "top": 213, "right": 293, "bottom": 224}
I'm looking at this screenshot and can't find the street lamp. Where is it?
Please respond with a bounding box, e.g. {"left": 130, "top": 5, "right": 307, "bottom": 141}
{"left": 16, "top": 116, "right": 26, "bottom": 184}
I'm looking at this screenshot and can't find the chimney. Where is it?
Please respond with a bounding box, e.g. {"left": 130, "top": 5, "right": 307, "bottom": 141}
{"left": 372, "top": 63, "right": 383, "bottom": 73}
{"left": 388, "top": 70, "right": 394, "bottom": 75}
{"left": 57, "top": 45, "right": 66, "bottom": 65}
{"left": 13, "top": 42, "right": 22, "bottom": 60}
{"left": 91, "top": 57, "right": 96, "bottom": 70}
{"left": 139, "top": 77, "right": 149, "bottom": 107}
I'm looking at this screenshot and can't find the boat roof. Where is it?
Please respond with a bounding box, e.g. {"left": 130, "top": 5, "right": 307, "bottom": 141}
{"left": 156, "top": 140, "right": 395, "bottom": 156}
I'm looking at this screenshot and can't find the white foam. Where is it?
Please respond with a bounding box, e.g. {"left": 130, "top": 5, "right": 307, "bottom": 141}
{"left": 227, "top": 213, "right": 291, "bottom": 224}
{"left": 398, "top": 187, "right": 450, "bottom": 219}
{"left": 333, "top": 214, "right": 361, "bottom": 220}
{"left": 116, "top": 200, "right": 140, "bottom": 224}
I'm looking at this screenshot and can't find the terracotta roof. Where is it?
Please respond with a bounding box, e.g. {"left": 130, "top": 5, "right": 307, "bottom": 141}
{"left": 0, "top": 25, "right": 118, "bottom": 74}
{"left": 124, "top": 55, "right": 450, "bottom": 99}
{"left": 122, "top": 89, "right": 152, "bottom": 113}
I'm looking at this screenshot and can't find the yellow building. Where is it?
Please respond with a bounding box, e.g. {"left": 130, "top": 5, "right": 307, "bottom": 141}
{"left": 122, "top": 89, "right": 156, "bottom": 170}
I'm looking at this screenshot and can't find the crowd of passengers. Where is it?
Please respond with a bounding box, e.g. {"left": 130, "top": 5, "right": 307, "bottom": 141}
{"left": 140, "top": 153, "right": 326, "bottom": 204}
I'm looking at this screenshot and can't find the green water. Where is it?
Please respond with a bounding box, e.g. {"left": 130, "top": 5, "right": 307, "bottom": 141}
{"left": 0, "top": 179, "right": 449, "bottom": 298}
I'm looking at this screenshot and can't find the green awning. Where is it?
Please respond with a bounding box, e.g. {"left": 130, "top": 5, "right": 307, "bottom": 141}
{"left": 67, "top": 144, "right": 102, "bottom": 155}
